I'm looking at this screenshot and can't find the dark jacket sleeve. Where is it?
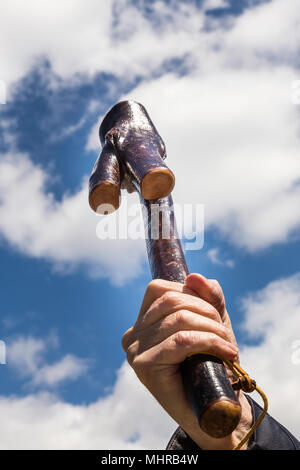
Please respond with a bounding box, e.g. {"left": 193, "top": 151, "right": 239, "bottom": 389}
{"left": 166, "top": 395, "right": 300, "bottom": 450}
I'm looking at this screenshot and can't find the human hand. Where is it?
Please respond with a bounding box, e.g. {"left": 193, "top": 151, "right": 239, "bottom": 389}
{"left": 122, "top": 273, "right": 252, "bottom": 450}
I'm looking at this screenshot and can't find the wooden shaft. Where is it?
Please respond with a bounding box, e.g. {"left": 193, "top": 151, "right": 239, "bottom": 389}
{"left": 141, "top": 195, "right": 188, "bottom": 283}
{"left": 141, "top": 195, "right": 241, "bottom": 438}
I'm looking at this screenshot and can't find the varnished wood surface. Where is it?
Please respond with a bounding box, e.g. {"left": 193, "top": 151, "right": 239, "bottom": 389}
{"left": 142, "top": 195, "right": 241, "bottom": 437}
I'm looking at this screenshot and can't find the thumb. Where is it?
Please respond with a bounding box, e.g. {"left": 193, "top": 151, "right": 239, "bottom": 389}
{"left": 184, "top": 273, "right": 226, "bottom": 316}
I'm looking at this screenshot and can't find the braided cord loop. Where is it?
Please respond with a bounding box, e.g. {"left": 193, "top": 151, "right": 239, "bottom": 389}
{"left": 222, "top": 359, "right": 269, "bottom": 450}
{"left": 190, "top": 353, "right": 269, "bottom": 450}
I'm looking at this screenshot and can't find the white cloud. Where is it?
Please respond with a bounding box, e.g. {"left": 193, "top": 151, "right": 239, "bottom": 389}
{"left": 50, "top": 117, "right": 87, "bottom": 143}
{"left": 120, "top": 11, "right": 300, "bottom": 251}
{"left": 4, "top": 0, "right": 296, "bottom": 97}
{"left": 1, "top": 273, "right": 300, "bottom": 449}
{"left": 9, "top": 336, "right": 46, "bottom": 377}
{"left": 0, "top": 0, "right": 299, "bottom": 449}
{"left": 0, "top": 151, "right": 146, "bottom": 284}
{"left": 86, "top": 118, "right": 102, "bottom": 152}
{"left": 32, "top": 354, "right": 90, "bottom": 387}
{"left": 239, "top": 273, "right": 300, "bottom": 439}
{"left": 0, "top": 0, "right": 204, "bottom": 95}
{"left": 207, "top": 247, "right": 234, "bottom": 267}
{"left": 0, "top": 362, "right": 175, "bottom": 450}
{"left": 8, "top": 335, "right": 89, "bottom": 388}
{"left": 84, "top": 0, "right": 300, "bottom": 254}
{"left": 224, "top": 0, "right": 300, "bottom": 65}
{"left": 203, "top": 0, "right": 229, "bottom": 8}
{"left": 0, "top": 0, "right": 300, "bottom": 277}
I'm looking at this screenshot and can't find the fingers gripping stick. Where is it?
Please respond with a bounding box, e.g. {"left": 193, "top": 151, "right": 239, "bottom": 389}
{"left": 88, "top": 101, "right": 241, "bottom": 438}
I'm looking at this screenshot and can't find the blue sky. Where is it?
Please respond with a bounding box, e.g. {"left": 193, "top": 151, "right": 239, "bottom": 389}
{"left": 0, "top": 0, "right": 300, "bottom": 449}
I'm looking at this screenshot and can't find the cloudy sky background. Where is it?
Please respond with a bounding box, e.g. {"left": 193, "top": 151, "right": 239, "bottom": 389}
{"left": 0, "top": 0, "right": 300, "bottom": 449}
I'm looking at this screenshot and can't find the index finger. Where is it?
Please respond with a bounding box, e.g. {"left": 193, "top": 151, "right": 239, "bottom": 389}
{"left": 138, "top": 279, "right": 198, "bottom": 319}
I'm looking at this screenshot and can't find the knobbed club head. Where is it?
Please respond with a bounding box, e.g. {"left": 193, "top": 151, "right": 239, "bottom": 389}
{"left": 88, "top": 100, "right": 175, "bottom": 214}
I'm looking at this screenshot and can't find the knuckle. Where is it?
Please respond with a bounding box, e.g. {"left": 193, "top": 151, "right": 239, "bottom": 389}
{"left": 207, "top": 332, "right": 220, "bottom": 348}
{"left": 160, "top": 290, "right": 180, "bottom": 308}
{"left": 219, "top": 324, "right": 228, "bottom": 338}
{"left": 174, "top": 309, "right": 187, "bottom": 326}
{"left": 131, "top": 356, "right": 151, "bottom": 382}
{"left": 126, "top": 342, "right": 137, "bottom": 365}
{"left": 207, "top": 305, "right": 220, "bottom": 321}
{"left": 172, "top": 330, "right": 193, "bottom": 348}
{"left": 131, "top": 355, "right": 143, "bottom": 372}
{"left": 163, "top": 309, "right": 186, "bottom": 331}
{"left": 121, "top": 327, "right": 133, "bottom": 351}
{"left": 147, "top": 279, "right": 164, "bottom": 295}
{"left": 211, "top": 279, "right": 221, "bottom": 290}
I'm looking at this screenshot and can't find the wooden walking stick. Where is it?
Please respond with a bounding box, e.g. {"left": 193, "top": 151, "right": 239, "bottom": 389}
{"left": 88, "top": 101, "right": 241, "bottom": 438}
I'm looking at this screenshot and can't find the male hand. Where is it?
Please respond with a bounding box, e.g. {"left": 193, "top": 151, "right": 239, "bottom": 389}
{"left": 122, "top": 273, "right": 253, "bottom": 450}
